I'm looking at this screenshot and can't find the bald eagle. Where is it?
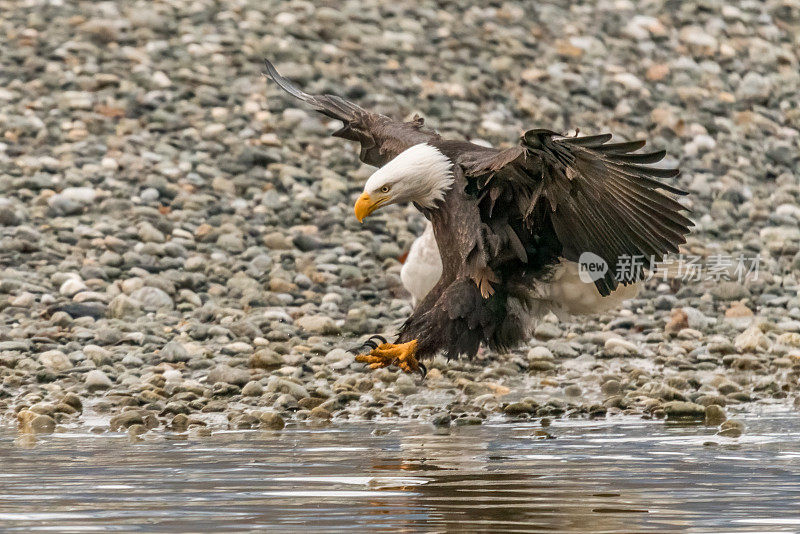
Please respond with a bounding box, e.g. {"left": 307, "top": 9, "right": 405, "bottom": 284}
{"left": 265, "top": 60, "right": 692, "bottom": 376}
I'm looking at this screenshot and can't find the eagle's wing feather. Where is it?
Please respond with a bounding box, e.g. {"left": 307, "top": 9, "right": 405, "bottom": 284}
{"left": 459, "top": 129, "right": 693, "bottom": 296}
{"left": 264, "top": 59, "right": 440, "bottom": 167}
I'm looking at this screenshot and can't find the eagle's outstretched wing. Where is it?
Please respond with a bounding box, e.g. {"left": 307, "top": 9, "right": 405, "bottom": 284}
{"left": 458, "top": 129, "right": 693, "bottom": 295}
{"left": 264, "top": 59, "right": 440, "bottom": 168}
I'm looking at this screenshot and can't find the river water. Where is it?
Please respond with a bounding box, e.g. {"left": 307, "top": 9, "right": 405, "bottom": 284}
{"left": 1, "top": 408, "right": 799, "bottom": 533}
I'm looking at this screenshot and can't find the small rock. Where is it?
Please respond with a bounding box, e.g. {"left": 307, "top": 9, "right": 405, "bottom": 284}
{"left": 309, "top": 406, "right": 332, "bottom": 421}
{"left": 298, "top": 397, "right": 326, "bottom": 410}
{"left": 170, "top": 414, "right": 189, "bottom": 432}
{"left": 529, "top": 360, "right": 555, "bottom": 372}
{"left": 162, "top": 401, "right": 190, "bottom": 416}
{"left": 222, "top": 342, "right": 253, "bottom": 355}
{"left": 85, "top": 370, "right": 113, "bottom": 391}
{"left": 534, "top": 323, "right": 562, "bottom": 340}
{"left": 663, "top": 401, "right": 705, "bottom": 420}
{"left": 431, "top": 413, "right": 452, "bottom": 427}
{"left": 39, "top": 350, "right": 72, "bottom": 371}
{"left": 678, "top": 25, "right": 717, "bottom": 55}
{"left": 206, "top": 365, "right": 250, "bottom": 387}
{"left": 60, "top": 186, "right": 96, "bottom": 203}
{"left": 59, "top": 278, "right": 87, "bottom": 297}
{"left": 163, "top": 368, "right": 182, "bottom": 384}
{"left": 324, "top": 348, "right": 355, "bottom": 370}
{"left": 601, "top": 379, "right": 622, "bottom": 396}
{"left": 263, "top": 232, "right": 291, "bottom": 249}
{"left": 454, "top": 417, "right": 483, "bottom": 426}
{"left": 296, "top": 315, "right": 340, "bottom": 335}
{"left": 665, "top": 309, "right": 689, "bottom": 334}
{"left": 249, "top": 349, "right": 285, "bottom": 369}
{"left": 717, "top": 419, "right": 744, "bottom": 438}
{"left": 503, "top": 402, "right": 536, "bottom": 416}
{"left": 528, "top": 346, "right": 554, "bottom": 361}
{"left": 10, "top": 291, "right": 36, "bottom": 307}
{"left": 736, "top": 72, "right": 771, "bottom": 103}
{"left": 683, "top": 307, "right": 715, "bottom": 330}
{"left": 259, "top": 412, "right": 285, "bottom": 430}
{"left": 62, "top": 394, "right": 83, "bottom": 412}
{"left": 130, "top": 287, "right": 174, "bottom": 311}
{"left": 242, "top": 381, "right": 264, "bottom": 396}
{"left": 293, "top": 234, "right": 322, "bottom": 252}
{"left": 110, "top": 411, "right": 145, "bottom": 431}
{"left": 29, "top": 414, "right": 57, "bottom": 434}
{"left": 704, "top": 405, "right": 727, "bottom": 426}
{"left": 266, "top": 376, "right": 309, "bottom": 399}
{"left": 604, "top": 337, "right": 637, "bottom": 354}
{"left": 712, "top": 282, "right": 751, "bottom": 301}
{"left": 734, "top": 325, "right": 770, "bottom": 352}
{"left": 107, "top": 294, "right": 141, "bottom": 319}
{"left": 128, "top": 424, "right": 148, "bottom": 436}
{"left": 161, "top": 341, "right": 190, "bottom": 362}
{"left": 730, "top": 355, "right": 761, "bottom": 371}
{"left": 725, "top": 302, "right": 754, "bottom": 319}
{"left": 138, "top": 222, "right": 165, "bottom": 243}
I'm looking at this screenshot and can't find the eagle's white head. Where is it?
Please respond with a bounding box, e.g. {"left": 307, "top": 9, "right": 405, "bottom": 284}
{"left": 354, "top": 144, "right": 454, "bottom": 222}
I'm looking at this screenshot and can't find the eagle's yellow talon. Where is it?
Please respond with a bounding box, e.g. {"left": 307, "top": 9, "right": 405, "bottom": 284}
{"left": 356, "top": 339, "right": 420, "bottom": 374}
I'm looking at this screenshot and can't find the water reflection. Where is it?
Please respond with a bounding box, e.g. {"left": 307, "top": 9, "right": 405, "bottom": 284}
{"left": 1, "top": 410, "right": 799, "bottom": 532}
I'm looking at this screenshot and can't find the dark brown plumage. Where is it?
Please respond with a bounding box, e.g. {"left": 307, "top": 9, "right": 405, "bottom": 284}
{"left": 265, "top": 60, "right": 693, "bottom": 365}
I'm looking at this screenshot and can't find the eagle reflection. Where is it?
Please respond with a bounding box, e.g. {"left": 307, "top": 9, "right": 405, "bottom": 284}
{"left": 360, "top": 427, "right": 652, "bottom": 532}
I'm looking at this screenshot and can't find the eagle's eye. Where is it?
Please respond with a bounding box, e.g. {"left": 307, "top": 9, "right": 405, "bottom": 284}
{"left": 380, "top": 185, "right": 391, "bottom": 193}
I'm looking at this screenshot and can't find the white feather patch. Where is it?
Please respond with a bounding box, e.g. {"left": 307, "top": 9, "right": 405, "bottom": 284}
{"left": 401, "top": 222, "right": 442, "bottom": 306}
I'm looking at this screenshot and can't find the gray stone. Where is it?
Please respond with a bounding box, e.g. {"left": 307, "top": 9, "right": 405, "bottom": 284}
{"left": 242, "top": 381, "right": 264, "bottom": 396}
{"left": 663, "top": 401, "right": 706, "bottom": 420}
{"left": 704, "top": 405, "right": 727, "bottom": 426}
{"left": 711, "top": 282, "right": 751, "bottom": 301}
{"left": 85, "top": 370, "right": 113, "bottom": 391}
{"left": 108, "top": 294, "right": 141, "bottom": 319}
{"left": 138, "top": 222, "right": 166, "bottom": 243}
{"left": 206, "top": 365, "right": 251, "bottom": 387}
{"left": 39, "top": 350, "right": 72, "bottom": 371}
{"left": 161, "top": 341, "right": 190, "bottom": 362}
{"left": 29, "top": 414, "right": 56, "bottom": 434}
{"left": 266, "top": 376, "right": 309, "bottom": 399}
{"left": 259, "top": 412, "right": 285, "bottom": 430}
{"left": 131, "top": 287, "right": 174, "bottom": 311}
{"left": 736, "top": 72, "right": 771, "bottom": 102}
{"left": 717, "top": 419, "right": 744, "bottom": 438}
{"left": 110, "top": 411, "right": 145, "bottom": 431}
{"left": 296, "top": 315, "right": 340, "bottom": 335}
{"left": 249, "top": 349, "right": 285, "bottom": 369}
{"left": 534, "top": 323, "right": 562, "bottom": 340}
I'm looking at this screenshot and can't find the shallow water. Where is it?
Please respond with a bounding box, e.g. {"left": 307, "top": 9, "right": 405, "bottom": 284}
{"left": 1, "top": 409, "right": 799, "bottom": 533}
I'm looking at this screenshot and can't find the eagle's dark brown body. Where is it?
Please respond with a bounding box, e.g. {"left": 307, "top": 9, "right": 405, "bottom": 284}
{"left": 265, "top": 60, "right": 693, "bottom": 361}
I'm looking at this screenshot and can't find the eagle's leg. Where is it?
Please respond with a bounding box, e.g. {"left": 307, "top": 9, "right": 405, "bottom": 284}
{"left": 355, "top": 339, "right": 426, "bottom": 377}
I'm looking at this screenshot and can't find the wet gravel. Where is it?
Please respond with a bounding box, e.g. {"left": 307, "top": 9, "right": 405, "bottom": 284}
{"left": 1, "top": 0, "right": 799, "bottom": 437}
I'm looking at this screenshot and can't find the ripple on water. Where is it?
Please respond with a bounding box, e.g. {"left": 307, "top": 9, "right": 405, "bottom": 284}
{"left": 1, "top": 411, "right": 799, "bottom": 532}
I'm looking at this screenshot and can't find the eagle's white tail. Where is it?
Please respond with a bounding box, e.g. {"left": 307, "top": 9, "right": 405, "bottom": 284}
{"left": 532, "top": 260, "right": 640, "bottom": 315}
{"left": 401, "top": 223, "right": 638, "bottom": 314}
{"left": 400, "top": 223, "right": 442, "bottom": 307}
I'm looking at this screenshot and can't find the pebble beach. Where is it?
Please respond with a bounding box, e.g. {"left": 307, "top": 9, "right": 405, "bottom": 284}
{"left": 1, "top": 0, "right": 799, "bottom": 438}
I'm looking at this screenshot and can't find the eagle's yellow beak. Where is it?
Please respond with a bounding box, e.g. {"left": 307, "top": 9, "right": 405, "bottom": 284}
{"left": 354, "top": 192, "right": 381, "bottom": 223}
